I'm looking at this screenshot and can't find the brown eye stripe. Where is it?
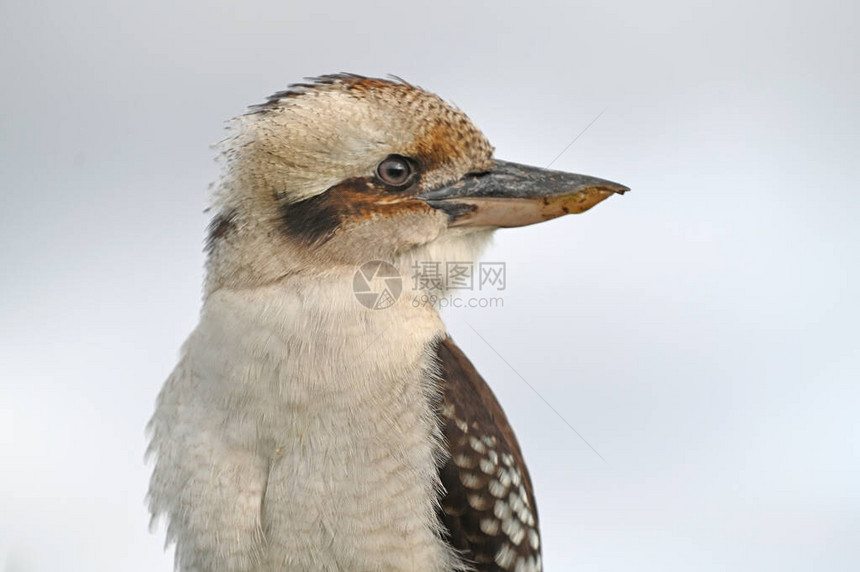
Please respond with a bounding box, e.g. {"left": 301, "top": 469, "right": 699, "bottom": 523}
{"left": 279, "top": 176, "right": 433, "bottom": 246}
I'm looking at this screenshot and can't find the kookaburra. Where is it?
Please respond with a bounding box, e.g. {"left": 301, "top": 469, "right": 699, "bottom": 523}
{"left": 147, "top": 74, "right": 626, "bottom": 572}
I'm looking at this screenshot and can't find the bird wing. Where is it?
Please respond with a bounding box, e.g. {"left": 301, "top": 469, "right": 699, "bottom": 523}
{"left": 435, "top": 337, "right": 542, "bottom": 572}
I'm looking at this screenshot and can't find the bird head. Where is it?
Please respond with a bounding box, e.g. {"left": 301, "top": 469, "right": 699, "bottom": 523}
{"left": 205, "top": 74, "right": 627, "bottom": 294}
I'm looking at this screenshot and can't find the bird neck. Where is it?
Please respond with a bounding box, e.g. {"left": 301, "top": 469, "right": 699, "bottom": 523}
{"left": 198, "top": 272, "right": 445, "bottom": 403}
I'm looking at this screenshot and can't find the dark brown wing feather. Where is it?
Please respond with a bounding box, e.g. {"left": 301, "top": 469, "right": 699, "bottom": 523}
{"left": 435, "top": 337, "right": 542, "bottom": 572}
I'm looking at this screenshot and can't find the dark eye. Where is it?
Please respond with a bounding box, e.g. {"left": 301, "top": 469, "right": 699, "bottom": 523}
{"left": 376, "top": 155, "right": 414, "bottom": 187}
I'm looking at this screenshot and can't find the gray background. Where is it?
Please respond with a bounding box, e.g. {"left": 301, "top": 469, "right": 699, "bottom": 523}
{"left": 1, "top": 1, "right": 858, "bottom": 570}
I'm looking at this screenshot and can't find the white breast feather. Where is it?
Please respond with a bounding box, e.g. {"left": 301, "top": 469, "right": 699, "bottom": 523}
{"left": 147, "top": 253, "right": 487, "bottom": 571}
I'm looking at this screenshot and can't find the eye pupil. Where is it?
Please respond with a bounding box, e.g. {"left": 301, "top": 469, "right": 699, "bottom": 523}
{"left": 377, "top": 155, "right": 413, "bottom": 187}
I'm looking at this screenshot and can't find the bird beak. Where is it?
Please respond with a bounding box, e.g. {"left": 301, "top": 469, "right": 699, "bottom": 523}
{"left": 417, "top": 160, "right": 628, "bottom": 227}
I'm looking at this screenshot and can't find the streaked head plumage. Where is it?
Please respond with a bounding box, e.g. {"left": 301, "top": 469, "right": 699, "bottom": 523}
{"left": 204, "top": 74, "right": 626, "bottom": 295}
{"left": 206, "top": 75, "right": 496, "bottom": 292}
